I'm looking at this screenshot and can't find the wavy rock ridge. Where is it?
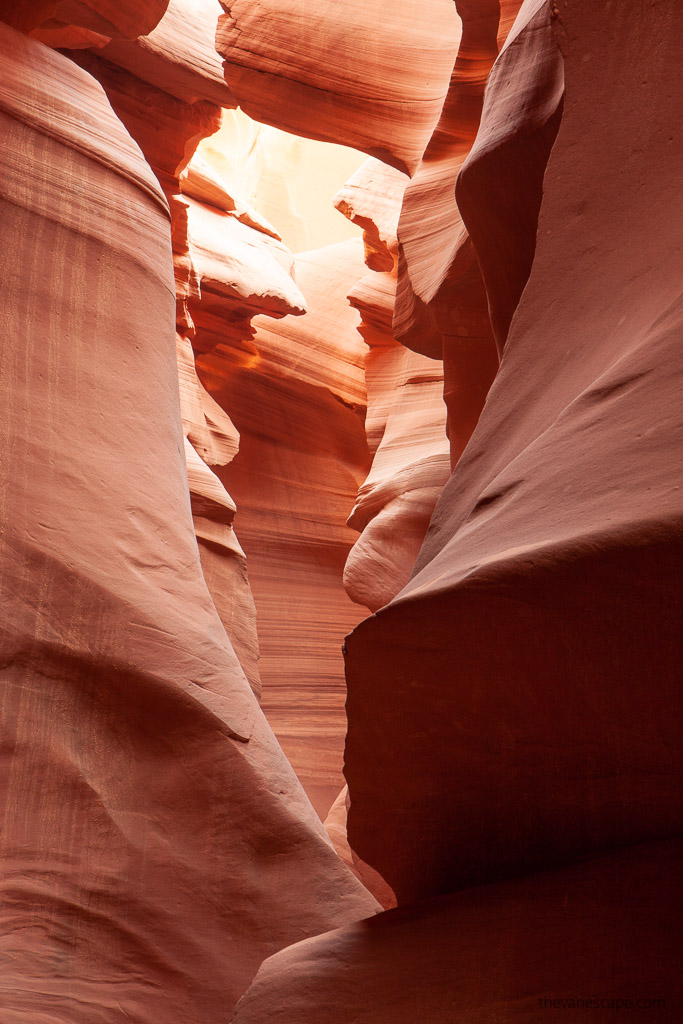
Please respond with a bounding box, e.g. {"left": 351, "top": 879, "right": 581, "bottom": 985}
{"left": 1, "top": 0, "right": 681, "bottom": 1021}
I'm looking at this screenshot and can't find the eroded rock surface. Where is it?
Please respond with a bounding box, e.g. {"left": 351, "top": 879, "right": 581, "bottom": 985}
{"left": 0, "top": 19, "right": 377, "bottom": 1023}
{"left": 345, "top": 0, "right": 683, "bottom": 903}
{"left": 328, "top": 158, "right": 453, "bottom": 615}
{"left": 216, "top": 0, "right": 460, "bottom": 174}
{"left": 2, "top": 0, "right": 680, "bottom": 1020}
{"left": 196, "top": 239, "right": 371, "bottom": 817}
{"left": 231, "top": 840, "right": 683, "bottom": 1022}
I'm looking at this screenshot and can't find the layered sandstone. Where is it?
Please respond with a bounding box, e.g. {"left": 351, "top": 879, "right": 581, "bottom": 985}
{"left": 216, "top": 0, "right": 460, "bottom": 175}
{"left": 345, "top": 0, "right": 683, "bottom": 903}
{"left": 2, "top": 0, "right": 681, "bottom": 1021}
{"left": 0, "top": 16, "right": 377, "bottom": 1023}
{"left": 6, "top": 0, "right": 167, "bottom": 44}
{"left": 196, "top": 238, "right": 371, "bottom": 817}
{"left": 334, "top": 164, "right": 451, "bottom": 613}
{"left": 57, "top": 0, "right": 328, "bottom": 702}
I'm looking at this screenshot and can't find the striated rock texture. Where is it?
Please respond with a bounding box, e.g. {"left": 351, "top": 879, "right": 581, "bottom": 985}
{"left": 3, "top": 0, "right": 681, "bottom": 1020}
{"left": 0, "top": 19, "right": 377, "bottom": 1023}
{"left": 345, "top": 0, "right": 683, "bottom": 902}
{"left": 335, "top": 162, "right": 451, "bottom": 613}
{"left": 6, "top": 0, "right": 168, "bottom": 45}
{"left": 58, "top": 0, "right": 327, "bottom": 699}
{"left": 216, "top": 0, "right": 460, "bottom": 175}
{"left": 394, "top": 0, "right": 524, "bottom": 468}
{"left": 196, "top": 238, "right": 371, "bottom": 817}
{"left": 224, "top": 0, "right": 683, "bottom": 1018}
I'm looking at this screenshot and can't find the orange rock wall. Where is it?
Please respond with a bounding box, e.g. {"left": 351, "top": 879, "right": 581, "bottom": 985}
{"left": 0, "top": 22, "right": 377, "bottom": 1022}
{"left": 196, "top": 239, "right": 371, "bottom": 817}
{"left": 221, "top": 0, "right": 683, "bottom": 1018}
{"left": 2, "top": 0, "right": 681, "bottom": 1020}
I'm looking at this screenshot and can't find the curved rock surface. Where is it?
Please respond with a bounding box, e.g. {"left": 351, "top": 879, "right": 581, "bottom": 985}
{"left": 329, "top": 158, "right": 451, "bottom": 614}
{"left": 394, "top": 0, "right": 523, "bottom": 467}
{"left": 457, "top": 0, "right": 564, "bottom": 352}
{"left": 7, "top": 0, "right": 168, "bottom": 44}
{"left": 344, "top": 269, "right": 450, "bottom": 612}
{"left": 99, "top": 0, "right": 233, "bottom": 105}
{"left": 3, "top": 0, "right": 681, "bottom": 1019}
{"left": 0, "top": 23, "right": 377, "bottom": 1023}
{"left": 196, "top": 239, "right": 371, "bottom": 817}
{"left": 345, "top": 0, "right": 683, "bottom": 903}
{"left": 216, "top": 0, "right": 461, "bottom": 175}
{"left": 230, "top": 840, "right": 682, "bottom": 1023}
{"left": 59, "top": 0, "right": 308, "bottom": 695}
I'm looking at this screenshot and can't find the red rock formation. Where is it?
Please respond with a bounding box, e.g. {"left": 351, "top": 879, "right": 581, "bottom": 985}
{"left": 58, "top": 1, "right": 302, "bottom": 693}
{"left": 345, "top": 0, "right": 683, "bottom": 904}
{"left": 0, "top": 18, "right": 377, "bottom": 1023}
{"left": 332, "top": 159, "right": 451, "bottom": 614}
{"left": 5, "top": 0, "right": 168, "bottom": 43}
{"left": 230, "top": 839, "right": 683, "bottom": 1022}
{"left": 344, "top": 267, "right": 450, "bottom": 612}
{"left": 457, "top": 0, "right": 564, "bottom": 352}
{"left": 3, "top": 0, "right": 681, "bottom": 1019}
{"left": 334, "top": 158, "right": 409, "bottom": 273}
{"left": 216, "top": 0, "right": 461, "bottom": 174}
{"left": 196, "top": 239, "right": 371, "bottom": 818}
{"left": 394, "top": 0, "right": 525, "bottom": 469}
{"left": 177, "top": 333, "right": 261, "bottom": 694}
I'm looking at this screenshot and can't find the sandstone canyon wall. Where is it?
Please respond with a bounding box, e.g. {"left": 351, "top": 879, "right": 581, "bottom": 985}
{"left": 1, "top": 0, "right": 681, "bottom": 1021}
{"left": 0, "top": 5, "right": 378, "bottom": 1022}
{"left": 220, "top": 0, "right": 683, "bottom": 1018}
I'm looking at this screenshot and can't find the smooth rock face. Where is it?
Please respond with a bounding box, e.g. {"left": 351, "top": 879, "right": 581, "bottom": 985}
{"left": 19, "top": 0, "right": 169, "bottom": 43}
{"left": 177, "top": 334, "right": 261, "bottom": 694}
{"left": 394, "top": 0, "right": 523, "bottom": 466}
{"left": 457, "top": 0, "right": 564, "bottom": 352}
{"left": 230, "top": 840, "right": 683, "bottom": 1023}
{"left": 331, "top": 158, "right": 452, "bottom": 614}
{"left": 345, "top": 0, "right": 683, "bottom": 903}
{"left": 334, "top": 158, "right": 409, "bottom": 273}
{"left": 60, "top": 1, "right": 288, "bottom": 693}
{"left": 0, "top": 24, "right": 377, "bottom": 1022}
{"left": 99, "top": 0, "right": 233, "bottom": 105}
{"left": 3, "top": 0, "right": 681, "bottom": 1020}
{"left": 196, "top": 239, "right": 371, "bottom": 818}
{"left": 216, "top": 0, "right": 461, "bottom": 175}
{"left": 344, "top": 269, "right": 450, "bottom": 612}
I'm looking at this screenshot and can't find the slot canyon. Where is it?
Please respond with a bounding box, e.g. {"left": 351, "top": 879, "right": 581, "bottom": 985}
{"left": 0, "top": 0, "right": 681, "bottom": 1020}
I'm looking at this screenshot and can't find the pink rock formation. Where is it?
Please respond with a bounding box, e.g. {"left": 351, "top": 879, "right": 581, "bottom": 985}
{"left": 334, "top": 164, "right": 451, "bottom": 613}
{"left": 345, "top": 0, "right": 683, "bottom": 904}
{"left": 216, "top": 0, "right": 461, "bottom": 174}
{"left": 185, "top": 188, "right": 306, "bottom": 348}
{"left": 0, "top": 18, "right": 376, "bottom": 1022}
{"left": 344, "top": 268, "right": 450, "bottom": 612}
{"left": 177, "top": 333, "right": 261, "bottom": 694}
{"left": 5, "top": 0, "right": 168, "bottom": 44}
{"left": 196, "top": 239, "right": 371, "bottom": 817}
{"left": 99, "top": 0, "right": 233, "bottom": 104}
{"left": 393, "top": 0, "right": 524, "bottom": 468}
{"left": 334, "top": 158, "right": 409, "bottom": 273}
{"left": 59, "top": 1, "right": 300, "bottom": 694}
{"left": 3, "top": 0, "right": 681, "bottom": 1019}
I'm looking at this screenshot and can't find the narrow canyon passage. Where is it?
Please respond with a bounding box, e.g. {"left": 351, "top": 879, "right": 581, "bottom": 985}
{"left": 0, "top": 1, "right": 681, "bottom": 1023}
{"left": 184, "top": 112, "right": 375, "bottom": 821}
